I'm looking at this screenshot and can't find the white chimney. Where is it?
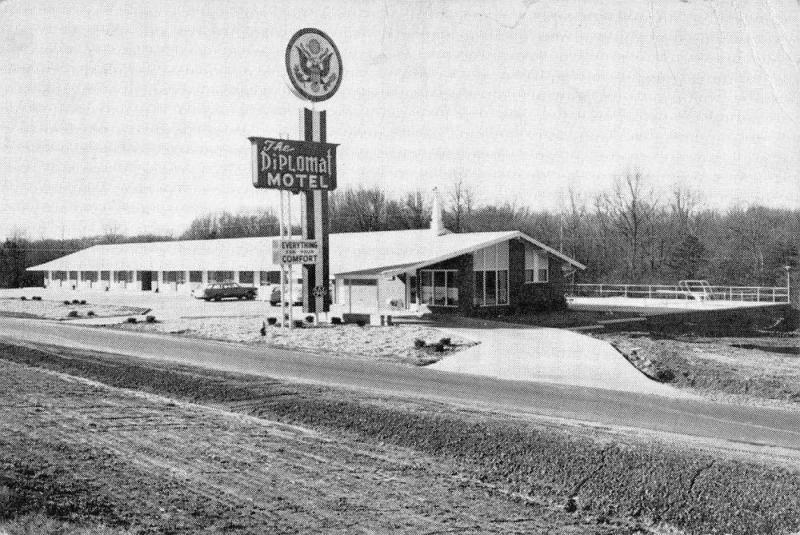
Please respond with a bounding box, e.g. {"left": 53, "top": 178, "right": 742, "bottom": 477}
{"left": 431, "top": 187, "right": 446, "bottom": 236}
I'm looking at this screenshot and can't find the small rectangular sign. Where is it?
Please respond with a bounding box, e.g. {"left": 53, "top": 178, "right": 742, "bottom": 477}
{"left": 272, "top": 239, "right": 321, "bottom": 265}
{"left": 249, "top": 137, "right": 337, "bottom": 191}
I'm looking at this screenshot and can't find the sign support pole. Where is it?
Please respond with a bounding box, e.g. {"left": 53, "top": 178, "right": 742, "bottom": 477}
{"left": 300, "top": 107, "right": 330, "bottom": 316}
{"left": 278, "top": 190, "right": 286, "bottom": 328}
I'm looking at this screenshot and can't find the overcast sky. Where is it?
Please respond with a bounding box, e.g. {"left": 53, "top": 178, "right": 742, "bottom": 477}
{"left": 1, "top": 0, "right": 798, "bottom": 240}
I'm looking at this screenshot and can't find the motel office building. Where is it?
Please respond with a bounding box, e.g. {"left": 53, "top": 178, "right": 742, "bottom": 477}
{"left": 30, "top": 223, "right": 585, "bottom": 316}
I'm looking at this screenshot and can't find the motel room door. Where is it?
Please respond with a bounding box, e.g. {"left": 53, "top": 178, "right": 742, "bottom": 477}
{"left": 141, "top": 271, "right": 152, "bottom": 291}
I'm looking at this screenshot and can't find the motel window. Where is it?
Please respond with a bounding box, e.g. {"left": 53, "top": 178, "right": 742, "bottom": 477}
{"left": 473, "top": 243, "right": 509, "bottom": 306}
{"left": 164, "top": 271, "right": 185, "bottom": 284}
{"left": 114, "top": 271, "right": 131, "bottom": 283}
{"left": 524, "top": 246, "right": 549, "bottom": 283}
{"left": 54, "top": 271, "right": 66, "bottom": 281}
{"left": 419, "top": 270, "right": 458, "bottom": 307}
{"left": 136, "top": 271, "right": 143, "bottom": 281}
{"left": 409, "top": 275, "right": 417, "bottom": 304}
{"left": 189, "top": 271, "right": 202, "bottom": 283}
{"left": 81, "top": 271, "right": 97, "bottom": 282}
{"left": 238, "top": 271, "right": 254, "bottom": 285}
{"left": 208, "top": 271, "right": 234, "bottom": 283}
{"left": 100, "top": 271, "right": 110, "bottom": 281}
{"left": 260, "top": 271, "right": 281, "bottom": 285}
{"left": 69, "top": 271, "right": 78, "bottom": 281}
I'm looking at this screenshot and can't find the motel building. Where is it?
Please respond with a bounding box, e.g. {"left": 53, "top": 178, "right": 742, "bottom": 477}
{"left": 28, "top": 204, "right": 585, "bottom": 317}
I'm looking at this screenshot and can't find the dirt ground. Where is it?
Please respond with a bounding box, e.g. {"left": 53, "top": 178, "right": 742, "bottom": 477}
{"left": 114, "top": 317, "right": 475, "bottom": 365}
{"left": 0, "top": 297, "right": 146, "bottom": 321}
{"left": 0, "top": 357, "right": 608, "bottom": 534}
{"left": 600, "top": 331, "right": 800, "bottom": 406}
{"left": 2, "top": 342, "right": 800, "bottom": 535}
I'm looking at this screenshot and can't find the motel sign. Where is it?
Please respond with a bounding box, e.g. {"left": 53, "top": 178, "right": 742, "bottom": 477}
{"left": 272, "top": 239, "right": 321, "bottom": 265}
{"left": 249, "top": 137, "right": 338, "bottom": 191}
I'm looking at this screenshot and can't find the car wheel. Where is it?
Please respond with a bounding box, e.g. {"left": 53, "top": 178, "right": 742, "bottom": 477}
{"left": 203, "top": 298, "right": 210, "bottom": 302}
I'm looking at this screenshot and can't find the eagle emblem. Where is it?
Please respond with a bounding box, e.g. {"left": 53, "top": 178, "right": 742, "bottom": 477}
{"left": 286, "top": 29, "right": 343, "bottom": 102}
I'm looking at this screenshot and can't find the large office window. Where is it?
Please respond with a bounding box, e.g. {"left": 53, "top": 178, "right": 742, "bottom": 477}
{"left": 419, "top": 269, "right": 458, "bottom": 307}
{"left": 81, "top": 271, "right": 97, "bottom": 282}
{"left": 238, "top": 271, "right": 254, "bottom": 284}
{"left": 473, "top": 243, "right": 509, "bottom": 306}
{"left": 189, "top": 271, "right": 203, "bottom": 283}
{"left": 525, "top": 246, "right": 549, "bottom": 283}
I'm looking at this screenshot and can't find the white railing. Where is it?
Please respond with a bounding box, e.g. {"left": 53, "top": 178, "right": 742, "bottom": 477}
{"left": 567, "top": 283, "right": 790, "bottom": 303}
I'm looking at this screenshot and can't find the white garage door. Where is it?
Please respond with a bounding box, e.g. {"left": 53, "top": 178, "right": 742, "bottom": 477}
{"left": 341, "top": 278, "right": 378, "bottom": 312}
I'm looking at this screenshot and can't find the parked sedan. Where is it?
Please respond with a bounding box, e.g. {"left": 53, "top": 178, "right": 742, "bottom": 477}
{"left": 199, "top": 282, "right": 257, "bottom": 301}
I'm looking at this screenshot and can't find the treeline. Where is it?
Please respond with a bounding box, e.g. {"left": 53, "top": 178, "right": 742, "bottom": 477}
{"left": 2, "top": 173, "right": 798, "bottom": 295}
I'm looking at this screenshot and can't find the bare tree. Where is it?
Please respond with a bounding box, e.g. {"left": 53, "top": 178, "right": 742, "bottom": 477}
{"left": 606, "top": 171, "right": 657, "bottom": 279}
{"left": 448, "top": 179, "right": 476, "bottom": 232}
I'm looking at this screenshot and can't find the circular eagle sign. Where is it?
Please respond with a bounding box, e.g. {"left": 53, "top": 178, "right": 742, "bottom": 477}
{"left": 285, "top": 28, "right": 343, "bottom": 102}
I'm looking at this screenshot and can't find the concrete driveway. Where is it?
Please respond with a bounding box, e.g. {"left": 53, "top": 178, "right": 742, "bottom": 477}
{"left": 431, "top": 319, "right": 686, "bottom": 397}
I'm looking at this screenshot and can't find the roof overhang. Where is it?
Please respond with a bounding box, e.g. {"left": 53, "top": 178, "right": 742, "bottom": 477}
{"left": 375, "top": 231, "right": 586, "bottom": 277}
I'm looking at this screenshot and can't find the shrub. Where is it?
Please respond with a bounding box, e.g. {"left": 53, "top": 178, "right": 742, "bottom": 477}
{"left": 305, "top": 315, "right": 315, "bottom": 324}
{"left": 126, "top": 317, "right": 137, "bottom": 324}
{"left": 414, "top": 338, "right": 426, "bottom": 349}
{"left": 260, "top": 322, "right": 267, "bottom": 336}
{"left": 67, "top": 310, "right": 79, "bottom": 318}
{"left": 439, "top": 337, "right": 452, "bottom": 346}
{"left": 433, "top": 342, "right": 446, "bottom": 352}
{"left": 19, "top": 296, "right": 27, "bottom": 301}
{"left": 267, "top": 317, "right": 278, "bottom": 326}
{"left": 356, "top": 320, "right": 366, "bottom": 327}
{"left": 71, "top": 299, "right": 80, "bottom": 305}
{"left": 63, "top": 300, "right": 71, "bottom": 305}
{"left": 32, "top": 296, "right": 41, "bottom": 301}
{"left": 79, "top": 300, "right": 87, "bottom": 305}
{"left": 293, "top": 320, "right": 305, "bottom": 328}
{"left": 655, "top": 368, "right": 676, "bottom": 383}
{"left": 87, "top": 311, "right": 96, "bottom": 317}
{"left": 564, "top": 497, "right": 578, "bottom": 513}
{"left": 331, "top": 317, "right": 342, "bottom": 325}
{"left": 145, "top": 315, "right": 156, "bottom": 323}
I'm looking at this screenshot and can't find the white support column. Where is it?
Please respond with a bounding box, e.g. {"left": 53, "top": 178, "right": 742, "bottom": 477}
{"left": 234, "top": 271, "right": 240, "bottom": 284}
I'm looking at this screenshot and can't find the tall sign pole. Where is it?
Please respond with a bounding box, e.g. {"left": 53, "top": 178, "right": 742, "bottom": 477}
{"left": 250, "top": 27, "right": 342, "bottom": 320}
{"left": 285, "top": 28, "right": 342, "bottom": 315}
{"left": 300, "top": 107, "right": 330, "bottom": 314}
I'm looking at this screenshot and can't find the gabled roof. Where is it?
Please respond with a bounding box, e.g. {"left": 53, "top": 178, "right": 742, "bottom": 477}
{"left": 28, "top": 229, "right": 585, "bottom": 275}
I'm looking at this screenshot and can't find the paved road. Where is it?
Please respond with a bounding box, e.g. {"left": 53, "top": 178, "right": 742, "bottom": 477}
{"left": 1, "top": 316, "right": 799, "bottom": 453}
